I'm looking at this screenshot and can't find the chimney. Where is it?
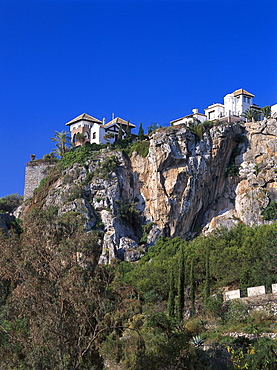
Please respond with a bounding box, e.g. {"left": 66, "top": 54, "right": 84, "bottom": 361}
{"left": 102, "top": 118, "right": 106, "bottom": 124}
{"left": 112, "top": 113, "right": 115, "bottom": 120}
{"left": 192, "top": 109, "right": 198, "bottom": 114}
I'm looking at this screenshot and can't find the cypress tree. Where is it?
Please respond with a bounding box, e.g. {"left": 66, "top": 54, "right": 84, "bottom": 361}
{"left": 204, "top": 248, "right": 210, "bottom": 308}
{"left": 138, "top": 123, "right": 145, "bottom": 141}
{"left": 168, "top": 267, "right": 175, "bottom": 318}
{"left": 177, "top": 245, "right": 185, "bottom": 322}
{"left": 190, "top": 259, "right": 195, "bottom": 317}
{"left": 118, "top": 123, "right": 123, "bottom": 140}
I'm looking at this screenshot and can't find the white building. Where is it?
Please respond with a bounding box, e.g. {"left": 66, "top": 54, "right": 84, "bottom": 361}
{"left": 170, "top": 109, "right": 207, "bottom": 126}
{"left": 171, "top": 89, "right": 261, "bottom": 126}
{"left": 65, "top": 113, "right": 136, "bottom": 146}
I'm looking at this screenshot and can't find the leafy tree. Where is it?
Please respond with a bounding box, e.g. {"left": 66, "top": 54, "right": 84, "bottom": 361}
{"left": 50, "top": 130, "right": 72, "bottom": 157}
{"left": 0, "top": 193, "right": 23, "bottom": 213}
{"left": 138, "top": 123, "right": 145, "bottom": 141}
{"left": 147, "top": 123, "right": 162, "bottom": 134}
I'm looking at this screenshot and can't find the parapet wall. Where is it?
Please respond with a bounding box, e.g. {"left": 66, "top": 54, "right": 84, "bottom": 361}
{"left": 24, "top": 161, "right": 55, "bottom": 200}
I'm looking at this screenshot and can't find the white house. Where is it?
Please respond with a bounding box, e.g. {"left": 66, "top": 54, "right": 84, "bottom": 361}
{"left": 170, "top": 109, "right": 207, "bottom": 126}
{"left": 171, "top": 89, "right": 261, "bottom": 126}
{"left": 65, "top": 113, "right": 136, "bottom": 146}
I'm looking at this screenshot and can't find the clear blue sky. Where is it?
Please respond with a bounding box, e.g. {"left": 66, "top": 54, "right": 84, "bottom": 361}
{"left": 0, "top": 0, "right": 276, "bottom": 197}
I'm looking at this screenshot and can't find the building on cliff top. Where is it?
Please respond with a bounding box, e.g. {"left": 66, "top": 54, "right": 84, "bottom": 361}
{"left": 65, "top": 113, "right": 136, "bottom": 146}
{"left": 171, "top": 89, "right": 261, "bottom": 126}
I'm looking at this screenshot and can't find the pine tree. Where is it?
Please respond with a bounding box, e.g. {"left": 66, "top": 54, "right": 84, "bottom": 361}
{"left": 138, "top": 123, "right": 145, "bottom": 141}
{"left": 177, "top": 245, "right": 185, "bottom": 322}
{"left": 190, "top": 259, "right": 195, "bottom": 317}
{"left": 204, "top": 248, "right": 210, "bottom": 308}
{"left": 168, "top": 267, "right": 175, "bottom": 318}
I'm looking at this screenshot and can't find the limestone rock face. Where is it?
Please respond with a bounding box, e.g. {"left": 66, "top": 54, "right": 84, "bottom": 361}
{"left": 205, "top": 118, "right": 277, "bottom": 232}
{"left": 131, "top": 124, "right": 243, "bottom": 239}
{"left": 23, "top": 118, "right": 277, "bottom": 262}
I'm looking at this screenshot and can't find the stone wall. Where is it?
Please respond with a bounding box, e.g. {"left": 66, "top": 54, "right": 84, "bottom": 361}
{"left": 24, "top": 161, "right": 55, "bottom": 200}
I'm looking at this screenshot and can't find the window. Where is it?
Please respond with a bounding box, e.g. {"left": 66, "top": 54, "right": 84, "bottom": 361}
{"left": 92, "top": 132, "right": 96, "bottom": 139}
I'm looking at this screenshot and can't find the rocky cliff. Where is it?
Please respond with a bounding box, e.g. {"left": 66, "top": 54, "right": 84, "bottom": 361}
{"left": 23, "top": 116, "right": 277, "bottom": 263}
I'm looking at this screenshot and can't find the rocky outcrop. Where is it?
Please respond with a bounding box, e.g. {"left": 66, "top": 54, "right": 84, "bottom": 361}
{"left": 22, "top": 117, "right": 277, "bottom": 263}
{"left": 204, "top": 117, "right": 277, "bottom": 232}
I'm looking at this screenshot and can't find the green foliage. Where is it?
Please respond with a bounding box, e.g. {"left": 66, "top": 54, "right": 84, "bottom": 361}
{"left": 147, "top": 122, "right": 163, "bottom": 134}
{"left": 241, "top": 108, "right": 261, "bottom": 122}
{"left": 177, "top": 245, "right": 185, "bottom": 321}
{"left": 261, "top": 105, "right": 272, "bottom": 118}
{"left": 118, "top": 201, "right": 141, "bottom": 229}
{"left": 190, "top": 259, "right": 195, "bottom": 317}
{"left": 140, "top": 222, "right": 155, "bottom": 244}
{"left": 204, "top": 249, "right": 210, "bottom": 309}
{"left": 96, "top": 155, "right": 118, "bottom": 179}
{"left": 167, "top": 268, "right": 175, "bottom": 318}
{"left": 50, "top": 130, "right": 72, "bottom": 157}
{"left": 0, "top": 193, "right": 23, "bottom": 213}
{"left": 127, "top": 140, "right": 150, "bottom": 158}
{"left": 189, "top": 122, "right": 204, "bottom": 140}
{"left": 61, "top": 142, "right": 106, "bottom": 168}
{"left": 138, "top": 123, "right": 145, "bottom": 140}
{"left": 262, "top": 201, "right": 277, "bottom": 220}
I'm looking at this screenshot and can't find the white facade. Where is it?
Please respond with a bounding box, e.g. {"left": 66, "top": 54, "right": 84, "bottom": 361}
{"left": 170, "top": 89, "right": 259, "bottom": 126}
{"left": 204, "top": 103, "right": 225, "bottom": 120}
{"left": 66, "top": 114, "right": 136, "bottom": 146}
{"left": 170, "top": 109, "right": 207, "bottom": 126}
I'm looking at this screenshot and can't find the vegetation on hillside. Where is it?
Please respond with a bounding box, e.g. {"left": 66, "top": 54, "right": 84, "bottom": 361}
{"left": 1, "top": 208, "right": 277, "bottom": 368}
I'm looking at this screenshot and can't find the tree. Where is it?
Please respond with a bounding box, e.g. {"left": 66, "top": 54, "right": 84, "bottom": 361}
{"left": 261, "top": 105, "right": 271, "bottom": 119}
{"left": 50, "top": 130, "right": 72, "bottom": 157}
{"left": 241, "top": 108, "right": 260, "bottom": 122}
{"left": 190, "top": 259, "right": 195, "bottom": 317}
{"left": 103, "top": 132, "right": 115, "bottom": 145}
{"left": 76, "top": 132, "right": 87, "bottom": 145}
{"left": 138, "top": 123, "right": 145, "bottom": 141}
{"left": 0, "top": 193, "right": 23, "bottom": 213}
{"left": 204, "top": 249, "right": 210, "bottom": 308}
{"left": 147, "top": 123, "right": 162, "bottom": 134}
{"left": 117, "top": 123, "right": 123, "bottom": 141}
{"left": 168, "top": 267, "right": 175, "bottom": 318}
{"left": 177, "top": 245, "right": 185, "bottom": 322}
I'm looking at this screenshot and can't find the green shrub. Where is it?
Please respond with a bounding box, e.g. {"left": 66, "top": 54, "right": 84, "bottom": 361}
{"left": 61, "top": 143, "right": 106, "bottom": 168}
{"left": 127, "top": 141, "right": 150, "bottom": 158}
{"left": 96, "top": 155, "right": 118, "bottom": 179}
{"left": 262, "top": 201, "right": 277, "bottom": 220}
{"left": 0, "top": 193, "right": 23, "bottom": 213}
{"left": 225, "top": 164, "right": 239, "bottom": 177}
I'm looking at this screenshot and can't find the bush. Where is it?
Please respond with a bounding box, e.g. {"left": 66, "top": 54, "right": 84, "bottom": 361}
{"left": 61, "top": 142, "right": 106, "bottom": 168}
{"left": 127, "top": 141, "right": 150, "bottom": 158}
{"left": 0, "top": 193, "right": 23, "bottom": 213}
{"left": 262, "top": 201, "right": 277, "bottom": 220}
{"left": 97, "top": 155, "right": 118, "bottom": 179}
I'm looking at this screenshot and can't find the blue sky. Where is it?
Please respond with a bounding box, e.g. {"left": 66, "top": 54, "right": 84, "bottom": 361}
{"left": 0, "top": 0, "right": 276, "bottom": 197}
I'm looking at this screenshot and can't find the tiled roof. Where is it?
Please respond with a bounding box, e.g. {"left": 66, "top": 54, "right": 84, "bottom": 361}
{"left": 233, "top": 89, "right": 255, "bottom": 98}
{"left": 65, "top": 113, "right": 102, "bottom": 126}
{"left": 104, "top": 117, "right": 136, "bottom": 128}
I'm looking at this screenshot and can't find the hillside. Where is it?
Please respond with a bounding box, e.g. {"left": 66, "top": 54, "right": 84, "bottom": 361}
{"left": 22, "top": 116, "right": 277, "bottom": 263}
